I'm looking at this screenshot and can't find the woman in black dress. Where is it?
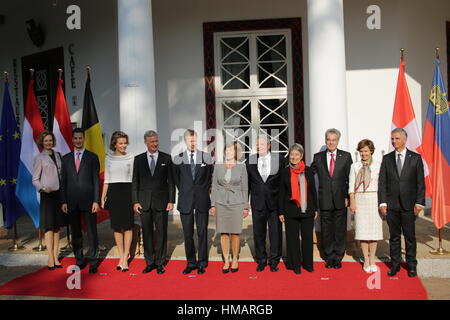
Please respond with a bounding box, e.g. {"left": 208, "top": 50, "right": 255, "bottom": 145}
{"left": 32, "top": 131, "right": 65, "bottom": 270}
{"left": 101, "top": 131, "right": 134, "bottom": 272}
{"left": 278, "top": 143, "right": 318, "bottom": 275}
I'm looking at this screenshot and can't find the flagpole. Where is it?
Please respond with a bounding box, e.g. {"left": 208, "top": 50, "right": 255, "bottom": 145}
{"left": 428, "top": 47, "right": 449, "bottom": 255}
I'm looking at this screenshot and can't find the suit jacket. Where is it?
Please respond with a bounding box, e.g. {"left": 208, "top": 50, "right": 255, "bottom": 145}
{"left": 278, "top": 166, "right": 318, "bottom": 218}
{"left": 378, "top": 149, "right": 425, "bottom": 211}
{"left": 246, "top": 153, "right": 286, "bottom": 212}
{"left": 60, "top": 150, "right": 100, "bottom": 212}
{"left": 173, "top": 150, "right": 213, "bottom": 213}
{"left": 311, "top": 149, "right": 353, "bottom": 210}
{"left": 131, "top": 151, "right": 176, "bottom": 211}
{"left": 32, "top": 150, "right": 62, "bottom": 192}
{"left": 210, "top": 163, "right": 248, "bottom": 208}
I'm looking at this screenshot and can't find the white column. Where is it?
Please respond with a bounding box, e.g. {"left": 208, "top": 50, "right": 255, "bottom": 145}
{"left": 118, "top": 0, "right": 157, "bottom": 155}
{"left": 308, "top": 0, "right": 352, "bottom": 232}
{"left": 307, "top": 0, "right": 349, "bottom": 155}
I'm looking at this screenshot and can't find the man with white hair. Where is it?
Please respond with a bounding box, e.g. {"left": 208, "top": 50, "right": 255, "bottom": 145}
{"left": 311, "top": 128, "right": 353, "bottom": 270}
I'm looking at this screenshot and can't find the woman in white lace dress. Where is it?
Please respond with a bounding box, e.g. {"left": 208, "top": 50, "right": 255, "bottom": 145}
{"left": 349, "top": 139, "right": 383, "bottom": 273}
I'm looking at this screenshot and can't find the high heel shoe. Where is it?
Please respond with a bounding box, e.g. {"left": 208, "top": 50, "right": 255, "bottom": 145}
{"left": 122, "top": 266, "right": 129, "bottom": 272}
{"left": 48, "top": 266, "right": 55, "bottom": 271}
{"left": 231, "top": 262, "right": 239, "bottom": 273}
{"left": 116, "top": 265, "right": 122, "bottom": 271}
{"left": 222, "top": 261, "right": 230, "bottom": 274}
{"left": 54, "top": 264, "right": 62, "bottom": 269}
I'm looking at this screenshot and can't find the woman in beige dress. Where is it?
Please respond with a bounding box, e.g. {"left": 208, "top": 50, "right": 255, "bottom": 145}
{"left": 349, "top": 139, "right": 383, "bottom": 273}
{"left": 210, "top": 142, "right": 249, "bottom": 273}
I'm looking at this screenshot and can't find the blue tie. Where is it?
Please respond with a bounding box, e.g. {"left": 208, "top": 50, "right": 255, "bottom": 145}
{"left": 190, "top": 152, "right": 196, "bottom": 179}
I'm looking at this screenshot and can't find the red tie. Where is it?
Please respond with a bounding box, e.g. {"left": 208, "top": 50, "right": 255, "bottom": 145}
{"left": 329, "top": 153, "right": 335, "bottom": 177}
{"left": 76, "top": 152, "right": 81, "bottom": 173}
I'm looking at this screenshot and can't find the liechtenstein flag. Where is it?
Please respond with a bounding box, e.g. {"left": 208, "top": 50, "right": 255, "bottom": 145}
{"left": 422, "top": 58, "right": 450, "bottom": 230}
{"left": 15, "top": 79, "right": 45, "bottom": 228}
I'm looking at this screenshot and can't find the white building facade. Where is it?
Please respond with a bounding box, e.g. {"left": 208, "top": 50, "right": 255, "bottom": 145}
{"left": 0, "top": 0, "right": 449, "bottom": 162}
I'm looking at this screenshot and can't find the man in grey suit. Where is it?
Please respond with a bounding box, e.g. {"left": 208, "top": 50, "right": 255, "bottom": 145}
{"left": 61, "top": 128, "right": 100, "bottom": 274}
{"left": 173, "top": 129, "right": 213, "bottom": 275}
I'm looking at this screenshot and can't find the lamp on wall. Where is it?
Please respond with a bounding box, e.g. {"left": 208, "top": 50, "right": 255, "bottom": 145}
{"left": 26, "top": 19, "right": 45, "bottom": 47}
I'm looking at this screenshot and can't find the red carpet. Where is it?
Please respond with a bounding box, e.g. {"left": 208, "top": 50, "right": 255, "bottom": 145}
{"left": 0, "top": 258, "right": 428, "bottom": 300}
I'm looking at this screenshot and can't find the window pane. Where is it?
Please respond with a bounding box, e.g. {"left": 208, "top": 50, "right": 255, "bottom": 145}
{"left": 221, "top": 64, "right": 250, "bottom": 89}
{"left": 258, "top": 62, "right": 287, "bottom": 88}
{"left": 258, "top": 99, "right": 289, "bottom": 155}
{"left": 257, "top": 35, "right": 286, "bottom": 61}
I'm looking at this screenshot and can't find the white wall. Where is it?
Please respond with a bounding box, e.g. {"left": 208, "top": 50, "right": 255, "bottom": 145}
{"left": 152, "top": 0, "right": 310, "bottom": 155}
{"left": 344, "top": 0, "right": 450, "bottom": 161}
{"left": 0, "top": 0, "right": 120, "bottom": 144}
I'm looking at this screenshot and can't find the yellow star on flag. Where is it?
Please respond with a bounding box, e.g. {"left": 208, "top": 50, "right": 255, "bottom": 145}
{"left": 0, "top": 179, "right": 6, "bottom": 186}
{"left": 0, "top": 135, "right": 3, "bottom": 141}
{"left": 13, "top": 132, "right": 20, "bottom": 140}
{"left": 10, "top": 178, "right": 17, "bottom": 185}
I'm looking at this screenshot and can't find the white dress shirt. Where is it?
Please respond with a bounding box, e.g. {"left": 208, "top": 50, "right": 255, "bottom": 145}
{"left": 395, "top": 148, "right": 407, "bottom": 168}
{"left": 186, "top": 149, "right": 197, "bottom": 164}
{"left": 326, "top": 149, "right": 337, "bottom": 172}
{"left": 258, "top": 152, "right": 271, "bottom": 180}
{"left": 74, "top": 148, "right": 85, "bottom": 162}
{"left": 147, "top": 151, "right": 159, "bottom": 170}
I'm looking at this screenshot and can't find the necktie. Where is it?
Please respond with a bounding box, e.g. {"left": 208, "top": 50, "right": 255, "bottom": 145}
{"left": 261, "top": 157, "right": 268, "bottom": 182}
{"left": 329, "top": 153, "right": 335, "bottom": 177}
{"left": 397, "top": 153, "right": 403, "bottom": 176}
{"left": 150, "top": 154, "right": 156, "bottom": 176}
{"left": 190, "top": 152, "right": 196, "bottom": 179}
{"left": 75, "top": 152, "right": 81, "bottom": 173}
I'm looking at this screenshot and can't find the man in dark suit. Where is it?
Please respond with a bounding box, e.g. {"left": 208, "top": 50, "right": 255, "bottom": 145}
{"left": 132, "top": 130, "right": 175, "bottom": 275}
{"left": 378, "top": 128, "right": 425, "bottom": 277}
{"left": 247, "top": 135, "right": 286, "bottom": 272}
{"left": 61, "top": 128, "right": 100, "bottom": 273}
{"left": 172, "top": 129, "right": 213, "bottom": 275}
{"left": 311, "top": 128, "right": 352, "bottom": 269}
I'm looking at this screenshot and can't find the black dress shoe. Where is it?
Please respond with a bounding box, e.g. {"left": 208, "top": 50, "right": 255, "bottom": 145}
{"left": 256, "top": 263, "right": 266, "bottom": 272}
{"left": 157, "top": 266, "right": 165, "bottom": 274}
{"left": 197, "top": 266, "right": 206, "bottom": 275}
{"left": 325, "top": 261, "right": 334, "bottom": 269}
{"left": 76, "top": 261, "right": 85, "bottom": 269}
{"left": 333, "top": 261, "right": 342, "bottom": 269}
{"left": 408, "top": 267, "right": 417, "bottom": 278}
{"left": 143, "top": 264, "right": 157, "bottom": 274}
{"left": 269, "top": 264, "right": 279, "bottom": 272}
{"left": 303, "top": 267, "right": 314, "bottom": 272}
{"left": 388, "top": 266, "right": 400, "bottom": 277}
{"left": 294, "top": 268, "right": 301, "bottom": 275}
{"left": 182, "top": 266, "right": 196, "bottom": 275}
{"left": 89, "top": 266, "right": 98, "bottom": 274}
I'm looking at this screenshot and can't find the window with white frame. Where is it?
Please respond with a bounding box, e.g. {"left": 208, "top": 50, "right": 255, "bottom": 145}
{"left": 214, "top": 30, "right": 293, "bottom": 161}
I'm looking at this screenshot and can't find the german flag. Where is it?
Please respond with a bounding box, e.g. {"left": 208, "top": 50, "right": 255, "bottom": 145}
{"left": 81, "top": 72, "right": 108, "bottom": 225}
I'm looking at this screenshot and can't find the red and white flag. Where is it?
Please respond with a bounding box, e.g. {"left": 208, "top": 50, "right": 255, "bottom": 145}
{"left": 390, "top": 56, "right": 431, "bottom": 196}
{"left": 53, "top": 79, "right": 73, "bottom": 155}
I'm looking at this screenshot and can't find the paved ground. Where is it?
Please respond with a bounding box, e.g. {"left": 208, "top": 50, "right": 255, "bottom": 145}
{"left": 0, "top": 212, "right": 449, "bottom": 300}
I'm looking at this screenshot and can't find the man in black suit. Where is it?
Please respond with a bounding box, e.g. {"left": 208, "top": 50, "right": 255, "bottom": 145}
{"left": 61, "top": 128, "right": 100, "bottom": 273}
{"left": 132, "top": 130, "right": 175, "bottom": 275}
{"left": 247, "top": 135, "right": 286, "bottom": 272}
{"left": 172, "top": 129, "right": 213, "bottom": 275}
{"left": 378, "top": 128, "right": 425, "bottom": 278}
{"left": 311, "top": 128, "right": 352, "bottom": 269}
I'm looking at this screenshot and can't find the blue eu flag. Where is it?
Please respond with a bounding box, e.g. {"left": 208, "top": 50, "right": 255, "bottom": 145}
{"left": 0, "top": 81, "right": 25, "bottom": 228}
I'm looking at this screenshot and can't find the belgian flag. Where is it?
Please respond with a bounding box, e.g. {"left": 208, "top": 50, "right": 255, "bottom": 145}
{"left": 81, "top": 72, "right": 108, "bottom": 224}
